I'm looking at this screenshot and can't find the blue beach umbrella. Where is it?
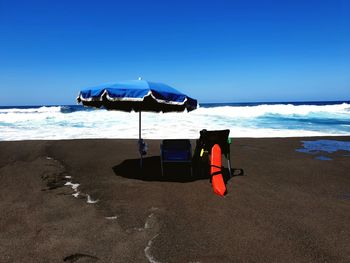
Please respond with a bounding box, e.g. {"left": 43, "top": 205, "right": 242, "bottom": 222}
{"left": 77, "top": 79, "right": 198, "bottom": 166}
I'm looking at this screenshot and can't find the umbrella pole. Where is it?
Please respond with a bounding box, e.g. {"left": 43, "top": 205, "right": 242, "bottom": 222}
{"left": 139, "top": 111, "right": 142, "bottom": 168}
{"left": 139, "top": 111, "right": 141, "bottom": 141}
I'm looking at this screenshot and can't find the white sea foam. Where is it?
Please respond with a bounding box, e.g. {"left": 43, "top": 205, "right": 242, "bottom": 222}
{"left": 105, "top": 216, "right": 118, "bottom": 220}
{"left": 0, "top": 106, "right": 62, "bottom": 114}
{"left": 0, "top": 104, "right": 349, "bottom": 140}
{"left": 86, "top": 194, "right": 99, "bottom": 204}
{"left": 195, "top": 103, "right": 350, "bottom": 118}
{"left": 144, "top": 213, "right": 154, "bottom": 229}
{"left": 65, "top": 182, "right": 80, "bottom": 191}
{"left": 144, "top": 234, "right": 160, "bottom": 263}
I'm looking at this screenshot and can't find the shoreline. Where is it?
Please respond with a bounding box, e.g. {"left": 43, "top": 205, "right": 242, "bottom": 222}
{"left": 1, "top": 137, "right": 349, "bottom": 262}
{"left": 1, "top": 134, "right": 350, "bottom": 141}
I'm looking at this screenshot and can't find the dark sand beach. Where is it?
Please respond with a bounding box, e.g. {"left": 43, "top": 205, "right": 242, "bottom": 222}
{"left": 1, "top": 137, "right": 349, "bottom": 262}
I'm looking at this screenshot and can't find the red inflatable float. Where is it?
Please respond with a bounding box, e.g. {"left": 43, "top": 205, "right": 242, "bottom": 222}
{"left": 210, "top": 144, "right": 226, "bottom": 196}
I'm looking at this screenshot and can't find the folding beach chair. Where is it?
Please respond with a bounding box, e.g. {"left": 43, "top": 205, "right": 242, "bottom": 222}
{"left": 193, "top": 129, "right": 232, "bottom": 177}
{"left": 160, "top": 139, "right": 193, "bottom": 176}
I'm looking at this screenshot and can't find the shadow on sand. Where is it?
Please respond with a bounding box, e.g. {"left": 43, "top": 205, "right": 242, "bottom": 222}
{"left": 113, "top": 156, "right": 244, "bottom": 183}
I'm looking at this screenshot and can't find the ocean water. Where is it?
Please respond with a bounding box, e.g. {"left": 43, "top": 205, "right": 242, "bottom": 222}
{"left": 296, "top": 139, "right": 350, "bottom": 161}
{"left": 0, "top": 101, "right": 349, "bottom": 141}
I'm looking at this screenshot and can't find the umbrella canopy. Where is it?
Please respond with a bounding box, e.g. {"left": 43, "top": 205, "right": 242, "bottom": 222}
{"left": 77, "top": 80, "right": 197, "bottom": 112}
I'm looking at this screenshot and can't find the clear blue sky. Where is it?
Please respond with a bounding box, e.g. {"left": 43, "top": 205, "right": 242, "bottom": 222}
{"left": 0, "top": 0, "right": 349, "bottom": 106}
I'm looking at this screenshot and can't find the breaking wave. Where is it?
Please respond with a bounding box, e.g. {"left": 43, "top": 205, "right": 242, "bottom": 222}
{"left": 0, "top": 102, "right": 349, "bottom": 140}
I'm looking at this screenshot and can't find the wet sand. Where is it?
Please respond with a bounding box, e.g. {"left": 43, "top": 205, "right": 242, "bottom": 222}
{"left": 0, "top": 137, "right": 349, "bottom": 262}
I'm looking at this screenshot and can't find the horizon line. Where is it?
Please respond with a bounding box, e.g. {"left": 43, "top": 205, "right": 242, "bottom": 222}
{"left": 1, "top": 99, "right": 350, "bottom": 108}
